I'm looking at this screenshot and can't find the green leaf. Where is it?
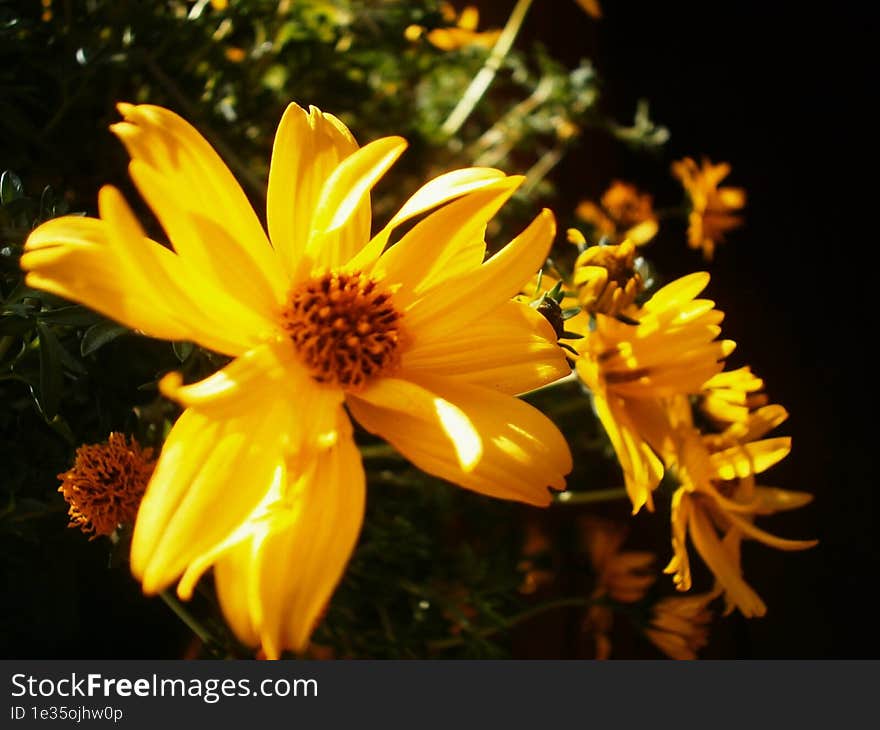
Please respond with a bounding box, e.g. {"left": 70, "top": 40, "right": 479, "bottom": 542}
{"left": 36, "top": 321, "right": 63, "bottom": 419}
{"left": 0, "top": 171, "right": 24, "bottom": 205}
{"left": 81, "top": 321, "right": 129, "bottom": 356}
{"left": 172, "top": 340, "right": 194, "bottom": 362}
{"left": 37, "top": 305, "right": 103, "bottom": 328}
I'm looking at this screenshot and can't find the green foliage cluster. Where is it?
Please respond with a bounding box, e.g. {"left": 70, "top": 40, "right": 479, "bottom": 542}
{"left": 1, "top": 0, "right": 671, "bottom": 658}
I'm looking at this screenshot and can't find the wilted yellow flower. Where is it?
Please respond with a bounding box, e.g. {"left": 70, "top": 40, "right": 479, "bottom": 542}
{"left": 672, "top": 157, "right": 746, "bottom": 260}
{"left": 22, "top": 102, "right": 572, "bottom": 658}
{"left": 572, "top": 239, "right": 643, "bottom": 316}
{"left": 575, "top": 273, "right": 734, "bottom": 512}
{"left": 663, "top": 399, "right": 816, "bottom": 617}
{"left": 581, "top": 518, "right": 655, "bottom": 659}
{"left": 644, "top": 591, "right": 716, "bottom": 660}
{"left": 575, "top": 181, "right": 658, "bottom": 246}
{"left": 699, "top": 366, "right": 768, "bottom": 429}
{"left": 57, "top": 433, "right": 155, "bottom": 539}
{"left": 411, "top": 3, "right": 501, "bottom": 51}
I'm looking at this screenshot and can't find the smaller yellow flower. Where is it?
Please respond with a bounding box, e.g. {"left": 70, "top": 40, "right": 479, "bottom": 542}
{"left": 572, "top": 239, "right": 643, "bottom": 317}
{"left": 418, "top": 4, "right": 502, "bottom": 51}
{"left": 581, "top": 518, "right": 656, "bottom": 659}
{"left": 57, "top": 433, "right": 155, "bottom": 539}
{"left": 663, "top": 399, "right": 817, "bottom": 617}
{"left": 698, "top": 366, "right": 768, "bottom": 429}
{"left": 574, "top": 0, "right": 603, "bottom": 19}
{"left": 575, "top": 272, "right": 734, "bottom": 512}
{"left": 575, "top": 181, "right": 659, "bottom": 246}
{"left": 224, "top": 47, "right": 247, "bottom": 63}
{"left": 672, "top": 157, "right": 746, "bottom": 260}
{"left": 644, "top": 591, "right": 716, "bottom": 660}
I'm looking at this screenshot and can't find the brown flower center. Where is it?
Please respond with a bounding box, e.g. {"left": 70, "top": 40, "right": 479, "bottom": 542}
{"left": 281, "top": 271, "right": 403, "bottom": 389}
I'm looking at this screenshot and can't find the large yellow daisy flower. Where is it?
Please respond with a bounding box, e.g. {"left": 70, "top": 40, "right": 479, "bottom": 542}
{"left": 21, "top": 102, "right": 572, "bottom": 657}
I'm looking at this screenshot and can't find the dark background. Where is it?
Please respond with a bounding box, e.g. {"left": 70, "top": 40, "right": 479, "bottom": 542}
{"left": 480, "top": 0, "right": 875, "bottom": 657}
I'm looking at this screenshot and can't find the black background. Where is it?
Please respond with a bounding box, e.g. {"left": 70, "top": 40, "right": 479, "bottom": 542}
{"left": 479, "top": 0, "right": 875, "bottom": 657}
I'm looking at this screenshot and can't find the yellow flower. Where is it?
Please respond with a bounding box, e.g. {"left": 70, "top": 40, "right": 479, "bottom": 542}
{"left": 698, "top": 366, "right": 768, "bottom": 429}
{"left": 574, "top": 0, "right": 603, "bottom": 19}
{"left": 412, "top": 4, "right": 501, "bottom": 52}
{"left": 22, "top": 102, "right": 572, "bottom": 658}
{"left": 671, "top": 157, "right": 746, "bottom": 260}
{"left": 224, "top": 47, "right": 247, "bottom": 63}
{"left": 575, "top": 181, "right": 659, "bottom": 246}
{"left": 663, "top": 399, "right": 817, "bottom": 617}
{"left": 644, "top": 590, "right": 716, "bottom": 660}
{"left": 581, "top": 518, "right": 655, "bottom": 659}
{"left": 572, "top": 239, "right": 643, "bottom": 317}
{"left": 575, "top": 272, "right": 734, "bottom": 512}
{"left": 57, "top": 433, "right": 155, "bottom": 539}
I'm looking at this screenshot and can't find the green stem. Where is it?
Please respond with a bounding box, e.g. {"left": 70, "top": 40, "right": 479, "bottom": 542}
{"left": 470, "top": 75, "right": 557, "bottom": 165}
{"left": 439, "top": 0, "right": 534, "bottom": 138}
{"left": 0, "top": 335, "right": 15, "bottom": 361}
{"left": 554, "top": 487, "right": 629, "bottom": 505}
{"left": 358, "top": 442, "right": 400, "bottom": 460}
{"left": 159, "top": 591, "right": 216, "bottom": 649}
{"left": 521, "top": 140, "right": 572, "bottom": 197}
{"left": 428, "top": 596, "right": 596, "bottom": 651}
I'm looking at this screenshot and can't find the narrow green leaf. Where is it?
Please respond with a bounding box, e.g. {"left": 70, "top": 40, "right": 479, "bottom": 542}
{"left": 36, "top": 321, "right": 63, "bottom": 419}
{"left": 0, "top": 171, "right": 24, "bottom": 205}
{"left": 172, "top": 340, "right": 194, "bottom": 362}
{"left": 37, "top": 305, "right": 103, "bottom": 327}
{"left": 81, "top": 321, "right": 129, "bottom": 356}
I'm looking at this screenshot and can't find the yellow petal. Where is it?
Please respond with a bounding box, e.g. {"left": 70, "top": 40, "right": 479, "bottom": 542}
{"left": 267, "top": 103, "right": 361, "bottom": 279}
{"left": 159, "top": 342, "right": 291, "bottom": 417}
{"left": 346, "top": 167, "right": 508, "bottom": 271}
{"left": 372, "top": 176, "right": 522, "bottom": 304}
{"left": 130, "top": 396, "right": 289, "bottom": 594}
{"left": 305, "top": 136, "right": 407, "bottom": 271}
{"left": 112, "top": 103, "right": 284, "bottom": 301}
{"left": 664, "top": 487, "right": 693, "bottom": 590}
{"left": 249, "top": 430, "right": 365, "bottom": 658}
{"left": 402, "top": 300, "right": 569, "bottom": 394}
{"left": 752, "top": 486, "right": 814, "bottom": 514}
{"left": 718, "top": 187, "right": 746, "bottom": 209}
{"left": 625, "top": 219, "right": 658, "bottom": 246}
{"left": 688, "top": 503, "right": 766, "bottom": 617}
{"left": 721, "top": 509, "right": 818, "bottom": 552}
{"left": 23, "top": 189, "right": 271, "bottom": 356}
{"left": 161, "top": 344, "right": 344, "bottom": 452}
{"left": 213, "top": 537, "right": 260, "bottom": 649}
{"left": 711, "top": 437, "right": 792, "bottom": 480}
{"left": 22, "top": 215, "right": 189, "bottom": 343}
{"left": 128, "top": 159, "right": 283, "bottom": 318}
{"left": 642, "top": 272, "right": 710, "bottom": 314}
{"left": 405, "top": 209, "right": 556, "bottom": 339}
{"left": 348, "top": 374, "right": 571, "bottom": 506}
